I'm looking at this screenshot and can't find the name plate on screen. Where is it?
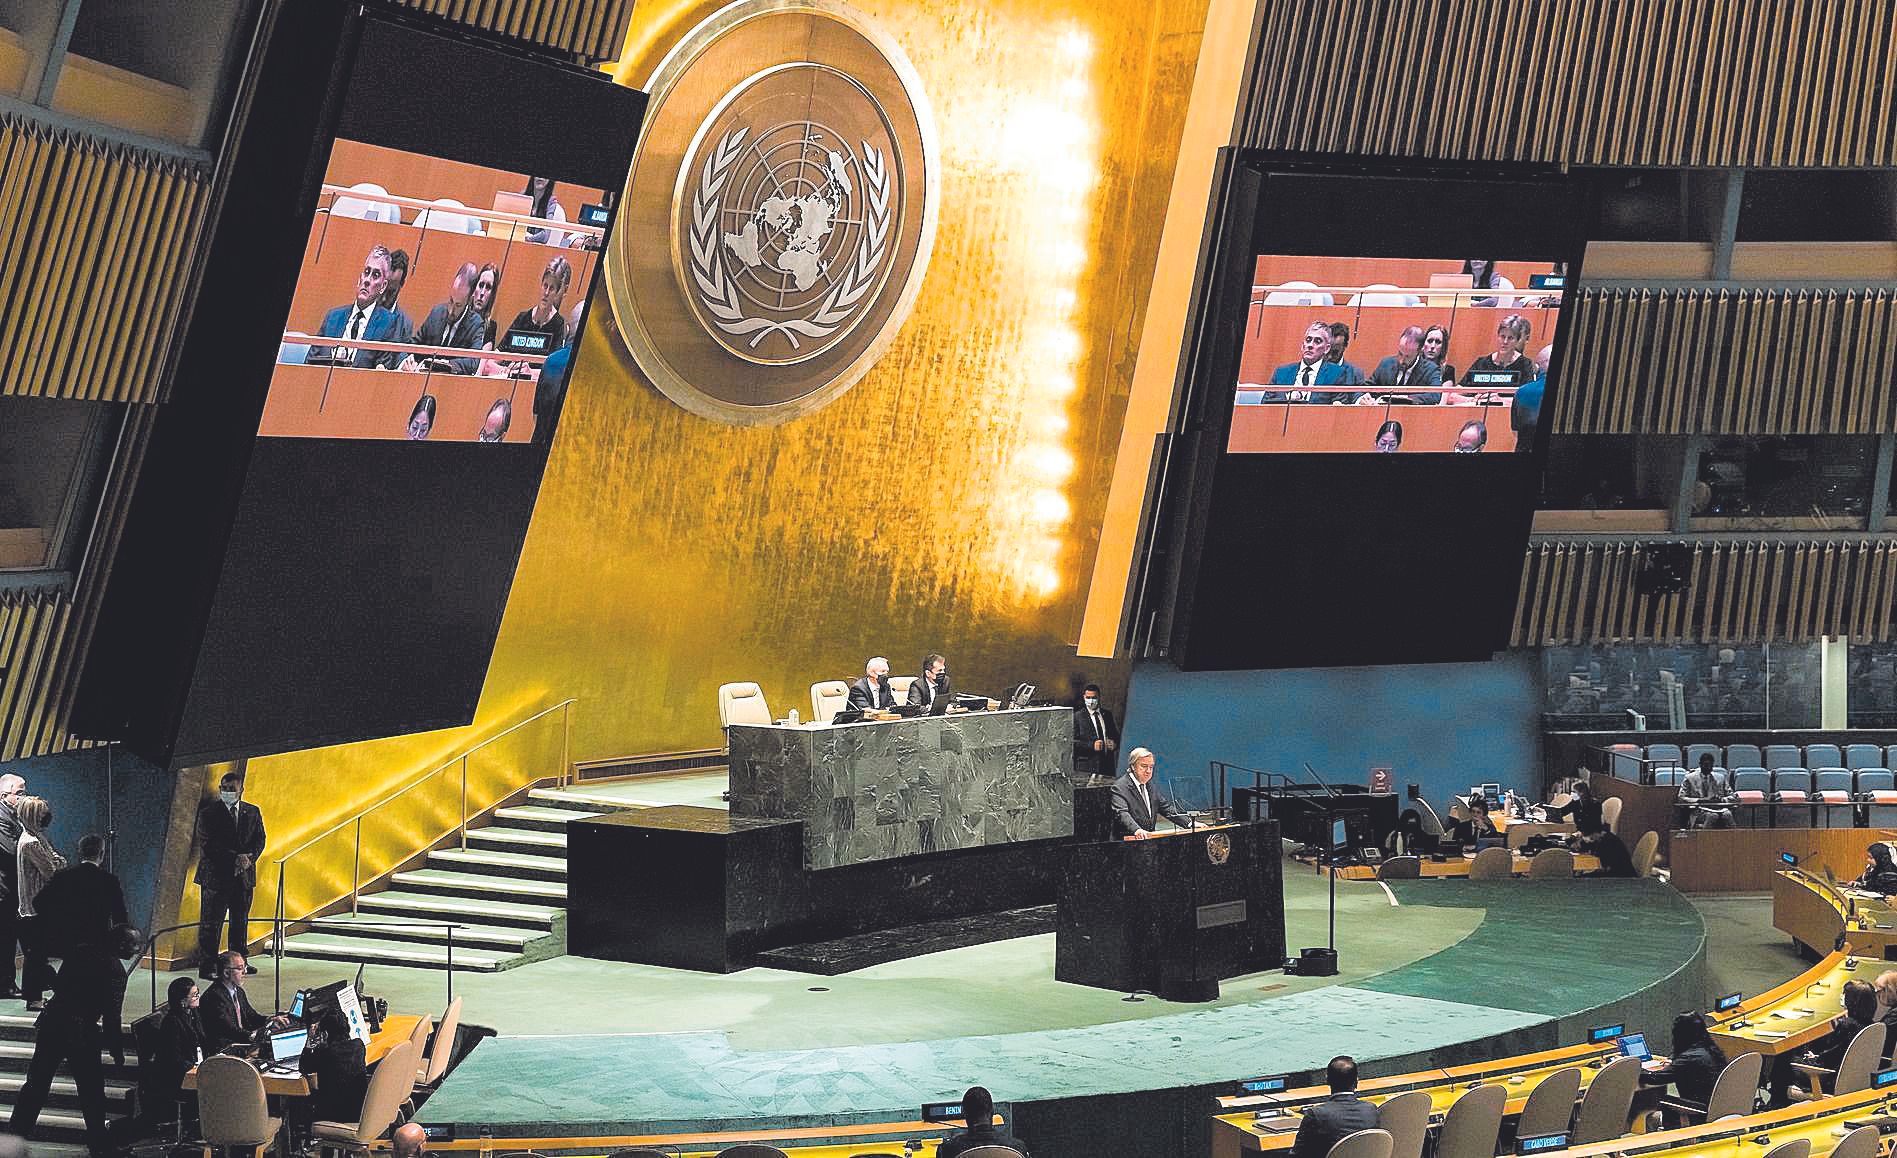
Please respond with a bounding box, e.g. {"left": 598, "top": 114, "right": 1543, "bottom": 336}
{"left": 1465, "top": 371, "right": 1519, "bottom": 387}
{"left": 1197, "top": 899, "right": 1247, "bottom": 929}
{"left": 1528, "top": 273, "right": 1566, "bottom": 290}
{"left": 501, "top": 328, "right": 552, "bottom": 355}
{"left": 579, "top": 203, "right": 610, "bottom": 226}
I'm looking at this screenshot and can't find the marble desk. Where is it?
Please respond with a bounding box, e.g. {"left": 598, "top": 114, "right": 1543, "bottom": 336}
{"left": 727, "top": 706, "right": 1076, "bottom": 870}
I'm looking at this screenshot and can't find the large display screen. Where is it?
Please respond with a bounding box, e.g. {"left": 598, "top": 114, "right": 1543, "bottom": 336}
{"left": 1231, "top": 255, "right": 1566, "bottom": 454}
{"left": 265, "top": 141, "right": 607, "bottom": 444}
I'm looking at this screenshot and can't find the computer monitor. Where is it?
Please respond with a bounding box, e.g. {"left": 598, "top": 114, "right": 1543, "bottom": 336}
{"left": 1481, "top": 783, "right": 1503, "bottom": 799}
{"left": 1616, "top": 1033, "right": 1651, "bottom": 1062}
{"left": 288, "top": 989, "right": 307, "bottom": 1020}
{"left": 1331, "top": 818, "right": 1348, "bottom": 849}
{"left": 266, "top": 1028, "right": 309, "bottom": 1063}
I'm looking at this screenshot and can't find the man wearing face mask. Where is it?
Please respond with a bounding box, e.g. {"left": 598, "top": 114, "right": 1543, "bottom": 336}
{"left": 908, "top": 654, "right": 950, "bottom": 710}
{"left": 193, "top": 772, "right": 266, "bottom": 979}
{"left": 1072, "top": 684, "right": 1120, "bottom": 780}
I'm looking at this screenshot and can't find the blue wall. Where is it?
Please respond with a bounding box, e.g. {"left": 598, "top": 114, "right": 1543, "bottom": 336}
{"left": 1119, "top": 654, "right": 1542, "bottom": 813}
{"left": 0, "top": 746, "right": 174, "bottom": 935}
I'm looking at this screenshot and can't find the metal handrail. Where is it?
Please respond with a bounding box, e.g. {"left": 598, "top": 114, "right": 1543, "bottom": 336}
{"left": 270, "top": 699, "right": 575, "bottom": 972}
{"left": 140, "top": 916, "right": 468, "bottom": 1015}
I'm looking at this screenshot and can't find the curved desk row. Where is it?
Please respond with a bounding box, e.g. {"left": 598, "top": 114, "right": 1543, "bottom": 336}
{"left": 1332, "top": 852, "right": 1602, "bottom": 881}
{"left": 1776, "top": 870, "right": 1897, "bottom": 959}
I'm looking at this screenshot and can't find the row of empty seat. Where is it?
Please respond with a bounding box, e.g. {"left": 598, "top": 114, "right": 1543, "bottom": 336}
{"left": 1628, "top": 742, "right": 1897, "bottom": 772}
{"left": 718, "top": 679, "right": 920, "bottom": 728}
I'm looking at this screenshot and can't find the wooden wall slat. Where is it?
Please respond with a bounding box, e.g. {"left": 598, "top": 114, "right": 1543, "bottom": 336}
{"left": 386, "top": 0, "right": 633, "bottom": 62}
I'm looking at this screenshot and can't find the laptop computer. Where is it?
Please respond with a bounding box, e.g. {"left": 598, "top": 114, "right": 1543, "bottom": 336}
{"left": 1616, "top": 1032, "right": 1651, "bottom": 1062}
{"left": 265, "top": 1028, "right": 309, "bottom": 1065}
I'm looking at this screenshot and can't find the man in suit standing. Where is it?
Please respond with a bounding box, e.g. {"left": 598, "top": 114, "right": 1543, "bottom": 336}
{"left": 1261, "top": 323, "right": 1353, "bottom": 403}
{"left": 908, "top": 654, "right": 950, "bottom": 710}
{"left": 195, "top": 772, "right": 266, "bottom": 978}
{"left": 199, "top": 952, "right": 283, "bottom": 1051}
{"left": 1292, "top": 1057, "right": 1382, "bottom": 1158}
{"left": 1072, "top": 684, "right": 1119, "bottom": 780}
{"left": 1111, "top": 748, "right": 1190, "bottom": 839}
{"left": 8, "top": 923, "right": 137, "bottom": 1157}
{"left": 33, "top": 834, "right": 126, "bottom": 956}
{"left": 846, "top": 657, "right": 897, "bottom": 711}
{"left": 315, "top": 244, "right": 404, "bottom": 367}
{"left": 401, "top": 261, "right": 487, "bottom": 375}
{"left": 1360, "top": 325, "right": 1445, "bottom": 405}
{"left": 0, "top": 773, "right": 25, "bottom": 998}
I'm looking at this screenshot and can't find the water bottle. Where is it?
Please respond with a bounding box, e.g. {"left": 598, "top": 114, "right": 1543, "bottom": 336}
{"left": 788, "top": 708, "right": 800, "bottom": 726}
{"left": 479, "top": 1127, "right": 493, "bottom": 1158}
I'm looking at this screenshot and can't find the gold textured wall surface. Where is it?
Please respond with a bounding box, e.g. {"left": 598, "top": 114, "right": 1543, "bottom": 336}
{"left": 1513, "top": 538, "right": 1897, "bottom": 647}
{"left": 1241, "top": 0, "right": 1897, "bottom": 166}
{"left": 1555, "top": 286, "right": 1897, "bottom": 436}
{"left": 212, "top": 0, "right": 1215, "bottom": 930}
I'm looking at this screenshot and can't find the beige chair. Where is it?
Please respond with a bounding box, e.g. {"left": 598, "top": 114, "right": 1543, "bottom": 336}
{"left": 404, "top": 1013, "right": 432, "bottom": 1058}
{"left": 418, "top": 996, "right": 462, "bottom": 1086}
{"left": 1376, "top": 1089, "right": 1431, "bottom": 1158}
{"left": 1760, "top": 1140, "right": 1810, "bottom": 1158}
{"left": 1527, "top": 848, "right": 1575, "bottom": 879}
{"left": 1377, "top": 855, "right": 1422, "bottom": 880}
{"left": 1792, "top": 1021, "right": 1887, "bottom": 1098}
{"left": 1829, "top": 1125, "right": 1881, "bottom": 1158}
{"left": 1515, "top": 1066, "right": 1583, "bottom": 1138}
{"left": 1435, "top": 1084, "right": 1505, "bottom": 1158}
{"left": 312, "top": 1039, "right": 420, "bottom": 1156}
{"left": 1601, "top": 796, "right": 1624, "bottom": 834}
{"left": 1325, "top": 1128, "right": 1394, "bottom": 1158}
{"left": 887, "top": 675, "right": 915, "bottom": 705}
{"left": 1677, "top": 1051, "right": 1762, "bottom": 1123}
{"left": 718, "top": 682, "right": 772, "bottom": 728}
{"left": 1468, "top": 846, "right": 1514, "bottom": 880}
{"left": 1571, "top": 1055, "right": 1641, "bottom": 1144}
{"left": 198, "top": 1055, "right": 281, "bottom": 1158}
{"left": 1631, "top": 831, "right": 1660, "bottom": 877}
{"left": 810, "top": 681, "right": 850, "bottom": 724}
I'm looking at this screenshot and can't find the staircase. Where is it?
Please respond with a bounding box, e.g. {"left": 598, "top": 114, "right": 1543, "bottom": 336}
{"left": 277, "top": 783, "right": 628, "bottom": 973}
{"left": 0, "top": 1011, "right": 139, "bottom": 1142}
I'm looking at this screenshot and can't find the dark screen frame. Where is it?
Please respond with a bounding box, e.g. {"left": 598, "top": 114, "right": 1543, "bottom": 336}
{"left": 1146, "top": 150, "right": 1590, "bottom": 672}
{"left": 76, "top": 3, "right": 647, "bottom": 767}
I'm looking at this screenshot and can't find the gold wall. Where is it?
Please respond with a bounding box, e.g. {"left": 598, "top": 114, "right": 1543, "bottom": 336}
{"left": 204, "top": 0, "right": 1216, "bottom": 929}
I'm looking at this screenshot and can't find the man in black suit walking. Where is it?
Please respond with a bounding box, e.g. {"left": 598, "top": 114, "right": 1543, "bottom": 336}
{"left": 1072, "top": 684, "right": 1119, "bottom": 779}
{"left": 846, "top": 656, "right": 898, "bottom": 711}
{"left": 1292, "top": 1056, "right": 1381, "bottom": 1158}
{"left": 194, "top": 772, "right": 266, "bottom": 978}
{"left": 33, "top": 834, "right": 127, "bottom": 956}
{"left": 9, "top": 922, "right": 137, "bottom": 1158}
{"left": 1111, "top": 747, "right": 1191, "bottom": 839}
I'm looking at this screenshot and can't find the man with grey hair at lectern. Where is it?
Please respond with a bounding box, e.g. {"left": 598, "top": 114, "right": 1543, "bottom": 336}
{"left": 1111, "top": 747, "right": 1192, "bottom": 840}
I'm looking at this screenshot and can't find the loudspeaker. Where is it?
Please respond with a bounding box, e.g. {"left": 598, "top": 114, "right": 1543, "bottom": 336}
{"left": 1635, "top": 542, "right": 1693, "bottom": 596}
{"left": 1284, "top": 947, "right": 1339, "bottom": 976}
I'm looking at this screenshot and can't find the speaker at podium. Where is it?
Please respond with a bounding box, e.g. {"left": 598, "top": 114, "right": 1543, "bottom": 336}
{"left": 1054, "top": 819, "right": 1286, "bottom": 1002}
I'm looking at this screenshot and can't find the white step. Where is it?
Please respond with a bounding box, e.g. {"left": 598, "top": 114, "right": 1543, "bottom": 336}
{"left": 493, "top": 805, "right": 606, "bottom": 831}
{"left": 0, "top": 1040, "right": 120, "bottom": 1069}
{"left": 391, "top": 869, "right": 566, "bottom": 901}
{"left": 527, "top": 787, "right": 649, "bottom": 811}
{"left": 300, "top": 914, "right": 547, "bottom": 952}
{"left": 468, "top": 826, "right": 567, "bottom": 850}
{"left": 359, "top": 890, "right": 559, "bottom": 929}
{"left": 0, "top": 1071, "right": 137, "bottom": 1102}
{"left": 428, "top": 847, "right": 567, "bottom": 881}
{"left": 281, "top": 933, "right": 511, "bottom": 972}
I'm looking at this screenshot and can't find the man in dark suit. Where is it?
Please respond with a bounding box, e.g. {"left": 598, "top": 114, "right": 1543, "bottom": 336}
{"left": 8, "top": 923, "right": 137, "bottom": 1157}
{"left": 380, "top": 247, "right": 415, "bottom": 344}
{"left": 195, "top": 772, "right": 266, "bottom": 978}
{"left": 1259, "top": 323, "right": 1353, "bottom": 403}
{"left": 0, "top": 773, "right": 25, "bottom": 998}
{"left": 1111, "top": 747, "right": 1190, "bottom": 839}
{"left": 846, "top": 657, "right": 898, "bottom": 711}
{"left": 1292, "top": 1056, "right": 1382, "bottom": 1158}
{"left": 1072, "top": 684, "right": 1119, "bottom": 779}
{"left": 315, "top": 244, "right": 405, "bottom": 367}
{"left": 199, "top": 951, "right": 283, "bottom": 1051}
{"left": 1360, "top": 325, "right": 1445, "bottom": 405}
{"left": 908, "top": 654, "right": 950, "bottom": 710}
{"left": 401, "top": 261, "right": 487, "bottom": 375}
{"left": 937, "top": 1085, "right": 1031, "bottom": 1158}
{"left": 32, "top": 834, "right": 126, "bottom": 956}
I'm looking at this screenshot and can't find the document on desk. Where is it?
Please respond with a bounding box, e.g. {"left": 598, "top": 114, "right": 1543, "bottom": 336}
{"left": 1751, "top": 1030, "right": 1791, "bottom": 1040}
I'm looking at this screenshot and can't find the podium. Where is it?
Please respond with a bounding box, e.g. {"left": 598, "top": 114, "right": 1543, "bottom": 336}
{"left": 1054, "top": 820, "right": 1285, "bottom": 1002}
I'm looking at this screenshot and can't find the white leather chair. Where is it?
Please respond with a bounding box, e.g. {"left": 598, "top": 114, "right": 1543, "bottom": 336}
{"left": 330, "top": 182, "right": 401, "bottom": 223}
{"left": 1527, "top": 848, "right": 1574, "bottom": 878}
{"left": 718, "top": 682, "right": 773, "bottom": 728}
{"left": 810, "top": 681, "right": 850, "bottom": 724}
{"left": 1663, "top": 1051, "right": 1761, "bottom": 1124}
{"left": 419, "top": 996, "right": 461, "bottom": 1086}
{"left": 1468, "top": 846, "right": 1513, "bottom": 880}
{"left": 1600, "top": 796, "right": 1624, "bottom": 834}
{"left": 1571, "top": 1055, "right": 1641, "bottom": 1143}
{"left": 1376, "top": 1089, "right": 1431, "bottom": 1158}
{"left": 414, "top": 197, "right": 485, "bottom": 235}
{"left": 198, "top": 1055, "right": 281, "bottom": 1158}
{"left": 1514, "top": 1066, "right": 1582, "bottom": 1138}
{"left": 1829, "top": 1126, "right": 1880, "bottom": 1158}
{"left": 1348, "top": 283, "right": 1424, "bottom": 307}
{"left": 1801, "top": 1022, "right": 1891, "bottom": 1096}
{"left": 887, "top": 675, "right": 915, "bottom": 706}
{"left": 1434, "top": 1084, "right": 1505, "bottom": 1158}
{"left": 1262, "top": 279, "right": 1334, "bottom": 306}
{"left": 1324, "top": 1128, "right": 1393, "bottom": 1158}
{"left": 312, "top": 1039, "right": 420, "bottom": 1156}
{"left": 1760, "top": 1140, "right": 1810, "bottom": 1158}
{"left": 1631, "top": 831, "right": 1660, "bottom": 877}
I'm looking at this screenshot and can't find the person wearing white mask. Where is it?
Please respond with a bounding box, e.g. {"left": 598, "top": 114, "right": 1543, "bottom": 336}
{"left": 192, "top": 772, "right": 266, "bottom": 979}
{"left": 1072, "top": 684, "right": 1119, "bottom": 780}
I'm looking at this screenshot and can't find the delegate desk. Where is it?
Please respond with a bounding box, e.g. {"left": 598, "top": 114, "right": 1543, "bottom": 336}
{"left": 1709, "top": 947, "right": 1859, "bottom": 1057}
{"left": 1551, "top": 1085, "right": 1897, "bottom": 1158}
{"left": 424, "top": 1118, "right": 969, "bottom": 1155}
{"left": 1331, "top": 852, "right": 1601, "bottom": 881}
{"left": 1774, "top": 870, "right": 1897, "bottom": 959}
{"left": 726, "top": 707, "right": 1075, "bottom": 870}
{"left": 184, "top": 1013, "right": 421, "bottom": 1097}
{"left": 1211, "top": 1043, "right": 1621, "bottom": 1158}
{"left": 1057, "top": 820, "right": 1286, "bottom": 1002}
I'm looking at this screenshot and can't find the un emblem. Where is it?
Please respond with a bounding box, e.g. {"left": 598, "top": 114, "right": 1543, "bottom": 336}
{"left": 1207, "top": 832, "right": 1232, "bottom": 865}
{"left": 608, "top": 0, "right": 937, "bottom": 425}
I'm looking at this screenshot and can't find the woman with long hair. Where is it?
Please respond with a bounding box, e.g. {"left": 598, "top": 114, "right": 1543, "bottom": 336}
{"left": 1641, "top": 1010, "right": 1728, "bottom": 1123}
{"left": 14, "top": 796, "right": 62, "bottom": 1009}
